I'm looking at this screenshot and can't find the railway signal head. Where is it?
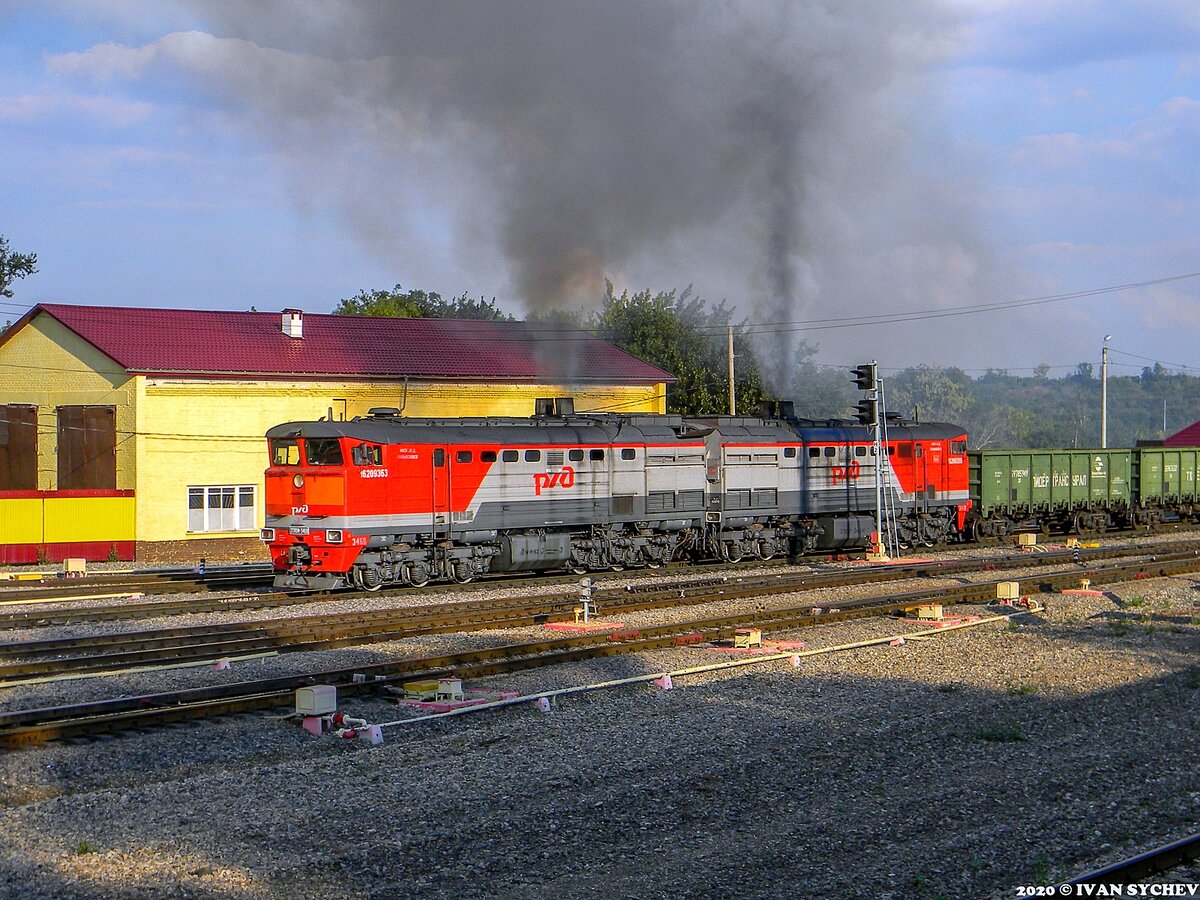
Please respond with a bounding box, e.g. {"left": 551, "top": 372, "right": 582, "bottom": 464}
{"left": 855, "top": 398, "right": 878, "bottom": 426}
{"left": 852, "top": 363, "right": 878, "bottom": 391}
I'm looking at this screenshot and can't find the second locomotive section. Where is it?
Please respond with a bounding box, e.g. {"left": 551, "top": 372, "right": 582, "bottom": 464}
{"left": 262, "top": 408, "right": 969, "bottom": 590}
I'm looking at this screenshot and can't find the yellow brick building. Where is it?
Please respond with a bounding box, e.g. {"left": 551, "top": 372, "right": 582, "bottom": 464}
{"left": 0, "top": 304, "right": 671, "bottom": 563}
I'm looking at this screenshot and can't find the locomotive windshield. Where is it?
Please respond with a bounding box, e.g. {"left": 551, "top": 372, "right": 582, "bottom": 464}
{"left": 270, "top": 438, "right": 300, "bottom": 466}
{"left": 304, "top": 438, "right": 344, "bottom": 466}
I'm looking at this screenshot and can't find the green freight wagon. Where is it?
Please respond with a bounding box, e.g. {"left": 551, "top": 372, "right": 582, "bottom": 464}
{"left": 968, "top": 449, "right": 1132, "bottom": 538}
{"left": 1131, "top": 447, "right": 1200, "bottom": 524}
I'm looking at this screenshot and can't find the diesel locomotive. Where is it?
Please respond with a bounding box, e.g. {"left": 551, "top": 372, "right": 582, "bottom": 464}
{"left": 261, "top": 399, "right": 970, "bottom": 590}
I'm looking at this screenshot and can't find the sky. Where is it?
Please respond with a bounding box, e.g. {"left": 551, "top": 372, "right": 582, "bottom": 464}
{"left": 1, "top": 0, "right": 1198, "bottom": 382}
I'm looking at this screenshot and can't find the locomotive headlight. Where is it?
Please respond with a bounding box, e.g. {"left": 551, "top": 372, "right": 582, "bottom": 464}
{"left": 325, "top": 529, "right": 343, "bottom": 544}
{"left": 293, "top": 473, "right": 305, "bottom": 488}
{"left": 260, "top": 528, "right": 276, "bottom": 542}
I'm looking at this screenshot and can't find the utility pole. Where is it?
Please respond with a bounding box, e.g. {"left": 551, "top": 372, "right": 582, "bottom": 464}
{"left": 727, "top": 325, "right": 735, "bottom": 415}
{"left": 1100, "top": 335, "right": 1112, "bottom": 448}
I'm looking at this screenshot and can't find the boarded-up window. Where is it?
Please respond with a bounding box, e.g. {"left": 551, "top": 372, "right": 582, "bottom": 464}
{"left": 0, "top": 405, "right": 38, "bottom": 491}
{"left": 57, "top": 406, "right": 116, "bottom": 490}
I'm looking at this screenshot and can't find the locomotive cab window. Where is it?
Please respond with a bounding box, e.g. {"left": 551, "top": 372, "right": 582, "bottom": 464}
{"left": 951, "top": 440, "right": 967, "bottom": 455}
{"left": 502, "top": 450, "right": 519, "bottom": 462}
{"left": 271, "top": 439, "right": 300, "bottom": 466}
{"left": 351, "top": 444, "right": 382, "bottom": 466}
{"left": 304, "top": 438, "right": 343, "bottom": 466}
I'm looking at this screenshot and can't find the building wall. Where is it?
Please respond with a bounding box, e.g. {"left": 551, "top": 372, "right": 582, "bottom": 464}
{"left": 0, "top": 314, "right": 137, "bottom": 490}
{"left": 0, "top": 316, "right": 137, "bottom": 562}
{"left": 134, "top": 377, "right": 666, "bottom": 545}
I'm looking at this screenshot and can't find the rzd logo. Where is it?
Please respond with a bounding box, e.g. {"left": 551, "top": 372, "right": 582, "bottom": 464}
{"left": 534, "top": 466, "right": 575, "bottom": 496}
{"left": 831, "top": 460, "right": 862, "bottom": 486}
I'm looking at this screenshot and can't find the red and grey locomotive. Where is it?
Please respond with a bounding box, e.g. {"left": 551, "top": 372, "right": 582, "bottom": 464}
{"left": 261, "top": 399, "right": 969, "bottom": 589}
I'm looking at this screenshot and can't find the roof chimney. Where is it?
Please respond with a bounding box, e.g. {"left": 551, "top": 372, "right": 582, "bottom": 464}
{"left": 281, "top": 308, "right": 303, "bottom": 339}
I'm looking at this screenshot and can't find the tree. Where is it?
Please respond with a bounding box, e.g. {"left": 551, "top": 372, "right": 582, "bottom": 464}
{"left": 334, "top": 285, "right": 513, "bottom": 321}
{"left": 887, "top": 365, "right": 972, "bottom": 423}
{"left": 0, "top": 235, "right": 37, "bottom": 299}
{"left": 589, "top": 283, "right": 767, "bottom": 416}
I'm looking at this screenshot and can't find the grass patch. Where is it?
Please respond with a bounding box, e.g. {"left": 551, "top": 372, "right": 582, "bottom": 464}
{"left": 1034, "top": 857, "right": 1051, "bottom": 886}
{"left": 971, "top": 723, "right": 1027, "bottom": 742}
{"left": 74, "top": 840, "right": 99, "bottom": 856}
{"left": 1006, "top": 683, "right": 1038, "bottom": 696}
{"left": 1126, "top": 595, "right": 1146, "bottom": 609}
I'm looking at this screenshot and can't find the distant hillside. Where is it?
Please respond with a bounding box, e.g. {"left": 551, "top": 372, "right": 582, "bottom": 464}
{"left": 865, "top": 363, "right": 1200, "bottom": 449}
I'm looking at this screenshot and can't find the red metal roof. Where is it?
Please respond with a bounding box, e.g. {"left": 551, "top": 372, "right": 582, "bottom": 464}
{"left": 1165, "top": 420, "right": 1200, "bottom": 446}
{"left": 11, "top": 304, "right": 673, "bottom": 383}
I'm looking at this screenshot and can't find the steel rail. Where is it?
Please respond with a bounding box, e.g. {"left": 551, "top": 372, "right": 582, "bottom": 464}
{"left": 1, "top": 546, "right": 1196, "bottom": 683}
{"left": 1065, "top": 831, "right": 1200, "bottom": 885}
{"left": 0, "top": 536, "right": 1191, "bottom": 633}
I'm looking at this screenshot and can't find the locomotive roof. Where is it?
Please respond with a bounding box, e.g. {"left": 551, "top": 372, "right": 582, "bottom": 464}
{"left": 688, "top": 417, "right": 966, "bottom": 442}
{"left": 266, "top": 414, "right": 704, "bottom": 445}
{"left": 267, "top": 414, "right": 966, "bottom": 445}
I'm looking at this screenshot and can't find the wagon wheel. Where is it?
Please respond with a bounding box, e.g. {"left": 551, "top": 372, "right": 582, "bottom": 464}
{"left": 1072, "top": 511, "right": 1089, "bottom": 534}
{"left": 969, "top": 518, "right": 984, "bottom": 543}
{"left": 568, "top": 564, "right": 589, "bottom": 575}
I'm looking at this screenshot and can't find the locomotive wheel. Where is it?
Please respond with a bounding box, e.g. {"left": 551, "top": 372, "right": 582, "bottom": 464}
{"left": 404, "top": 565, "right": 430, "bottom": 588}
{"left": 452, "top": 565, "right": 474, "bottom": 584}
{"left": 362, "top": 581, "right": 383, "bottom": 592}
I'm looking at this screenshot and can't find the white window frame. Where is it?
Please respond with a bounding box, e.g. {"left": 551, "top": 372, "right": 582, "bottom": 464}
{"left": 187, "top": 484, "right": 257, "bottom": 534}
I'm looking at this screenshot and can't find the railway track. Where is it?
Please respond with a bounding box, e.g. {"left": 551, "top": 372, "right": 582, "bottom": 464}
{"left": 3, "top": 541, "right": 1197, "bottom": 684}
{"left": 0, "top": 563, "right": 275, "bottom": 600}
{"left": 1064, "top": 830, "right": 1200, "bottom": 887}
{"left": 1, "top": 548, "right": 1198, "bottom": 747}
{"left": 1, "top": 535, "right": 1196, "bottom": 631}
{"left": 1, "top": 543, "right": 1195, "bottom": 683}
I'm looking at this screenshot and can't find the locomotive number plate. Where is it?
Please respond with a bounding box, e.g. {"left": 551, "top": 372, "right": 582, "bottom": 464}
{"left": 289, "top": 526, "right": 310, "bottom": 535}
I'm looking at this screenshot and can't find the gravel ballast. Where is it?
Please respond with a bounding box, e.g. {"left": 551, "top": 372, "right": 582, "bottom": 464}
{"left": 0, "top": 558, "right": 1198, "bottom": 897}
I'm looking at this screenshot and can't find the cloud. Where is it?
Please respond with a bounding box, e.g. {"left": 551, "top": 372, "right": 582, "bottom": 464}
{"left": 950, "top": 0, "right": 1200, "bottom": 71}
{"left": 0, "top": 89, "right": 151, "bottom": 126}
